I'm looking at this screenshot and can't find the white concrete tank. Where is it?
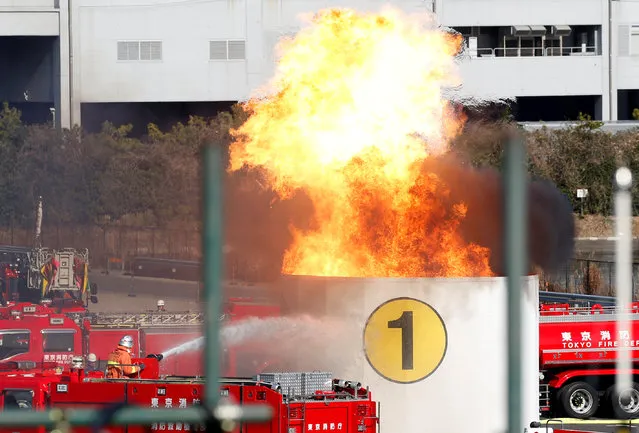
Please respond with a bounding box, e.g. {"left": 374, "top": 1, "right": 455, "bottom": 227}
{"left": 273, "top": 275, "right": 540, "bottom": 433}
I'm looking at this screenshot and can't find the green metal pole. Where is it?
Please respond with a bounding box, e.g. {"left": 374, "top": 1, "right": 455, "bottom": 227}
{"left": 202, "top": 143, "right": 223, "bottom": 409}
{"left": 504, "top": 134, "right": 528, "bottom": 433}
{"left": 0, "top": 406, "right": 272, "bottom": 427}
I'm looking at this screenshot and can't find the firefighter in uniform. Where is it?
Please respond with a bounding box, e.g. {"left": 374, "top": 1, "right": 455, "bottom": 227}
{"left": 106, "top": 335, "right": 145, "bottom": 379}
{"left": 86, "top": 353, "right": 98, "bottom": 372}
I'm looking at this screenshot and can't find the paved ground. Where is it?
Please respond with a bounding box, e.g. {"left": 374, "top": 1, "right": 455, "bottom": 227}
{"left": 90, "top": 271, "right": 198, "bottom": 297}
{"left": 90, "top": 270, "right": 269, "bottom": 296}
{"left": 87, "top": 271, "right": 199, "bottom": 312}
{"left": 86, "top": 270, "right": 275, "bottom": 312}
{"left": 87, "top": 291, "right": 201, "bottom": 313}
{"left": 574, "top": 238, "right": 639, "bottom": 261}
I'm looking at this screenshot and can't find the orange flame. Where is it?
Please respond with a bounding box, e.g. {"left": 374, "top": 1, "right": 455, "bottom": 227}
{"left": 229, "top": 7, "right": 493, "bottom": 278}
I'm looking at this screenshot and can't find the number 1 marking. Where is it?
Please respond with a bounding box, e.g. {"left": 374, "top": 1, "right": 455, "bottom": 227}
{"left": 387, "top": 311, "right": 414, "bottom": 370}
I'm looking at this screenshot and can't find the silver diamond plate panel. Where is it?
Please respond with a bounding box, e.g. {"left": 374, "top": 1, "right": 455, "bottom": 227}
{"left": 256, "top": 372, "right": 333, "bottom": 396}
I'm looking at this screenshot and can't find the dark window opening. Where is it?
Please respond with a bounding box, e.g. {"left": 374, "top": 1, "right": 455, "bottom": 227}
{"left": 450, "top": 25, "right": 601, "bottom": 58}
{"left": 0, "top": 332, "right": 30, "bottom": 360}
{"left": 511, "top": 95, "right": 600, "bottom": 121}
{"left": 617, "top": 89, "right": 639, "bottom": 120}
{"left": 3, "top": 389, "right": 33, "bottom": 410}
{"left": 0, "top": 36, "right": 59, "bottom": 125}
{"left": 81, "top": 101, "right": 235, "bottom": 139}
{"left": 42, "top": 331, "right": 74, "bottom": 353}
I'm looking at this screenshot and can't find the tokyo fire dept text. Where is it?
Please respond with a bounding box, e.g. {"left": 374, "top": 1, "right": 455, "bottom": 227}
{"left": 561, "top": 330, "right": 639, "bottom": 348}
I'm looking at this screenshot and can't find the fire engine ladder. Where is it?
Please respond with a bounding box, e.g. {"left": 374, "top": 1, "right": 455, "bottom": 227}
{"left": 286, "top": 396, "right": 307, "bottom": 433}
{"left": 68, "top": 311, "right": 224, "bottom": 327}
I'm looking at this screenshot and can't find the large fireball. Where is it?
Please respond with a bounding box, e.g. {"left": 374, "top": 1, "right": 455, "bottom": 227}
{"left": 228, "top": 7, "right": 493, "bottom": 278}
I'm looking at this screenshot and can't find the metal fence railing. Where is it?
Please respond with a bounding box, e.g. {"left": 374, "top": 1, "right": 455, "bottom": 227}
{"left": 539, "top": 258, "right": 639, "bottom": 298}
{"left": 473, "top": 45, "right": 598, "bottom": 58}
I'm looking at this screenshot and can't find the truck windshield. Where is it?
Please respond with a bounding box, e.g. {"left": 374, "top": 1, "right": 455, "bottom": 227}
{"left": 0, "top": 330, "right": 30, "bottom": 361}
{"left": 42, "top": 330, "right": 75, "bottom": 353}
{"left": 4, "top": 389, "right": 33, "bottom": 410}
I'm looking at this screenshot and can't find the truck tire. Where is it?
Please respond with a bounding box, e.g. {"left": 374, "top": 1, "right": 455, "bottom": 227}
{"left": 606, "top": 383, "right": 639, "bottom": 419}
{"left": 559, "top": 382, "right": 599, "bottom": 419}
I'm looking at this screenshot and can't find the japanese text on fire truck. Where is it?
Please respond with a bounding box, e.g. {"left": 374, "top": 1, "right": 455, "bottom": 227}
{"left": 560, "top": 330, "right": 639, "bottom": 348}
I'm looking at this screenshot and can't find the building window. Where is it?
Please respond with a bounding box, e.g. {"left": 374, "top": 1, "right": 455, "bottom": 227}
{"left": 117, "top": 41, "right": 162, "bottom": 61}
{"left": 209, "top": 40, "right": 246, "bottom": 61}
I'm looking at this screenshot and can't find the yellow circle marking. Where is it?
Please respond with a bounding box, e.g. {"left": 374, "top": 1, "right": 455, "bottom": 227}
{"left": 363, "top": 297, "right": 447, "bottom": 384}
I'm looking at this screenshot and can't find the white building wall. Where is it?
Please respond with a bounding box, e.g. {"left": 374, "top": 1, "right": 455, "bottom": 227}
{"left": 456, "top": 57, "right": 605, "bottom": 99}
{"left": 604, "top": 0, "right": 614, "bottom": 120}
{"left": 259, "top": 0, "right": 432, "bottom": 84}
{"left": 59, "top": 0, "right": 71, "bottom": 128}
{"left": 0, "top": 0, "right": 56, "bottom": 8}
{"left": 0, "top": 12, "right": 59, "bottom": 35}
{"left": 615, "top": 1, "right": 639, "bottom": 92}
{"left": 9, "top": 0, "right": 639, "bottom": 125}
{"left": 76, "top": 0, "right": 250, "bottom": 103}
{"left": 74, "top": 0, "right": 433, "bottom": 105}
{"left": 437, "top": 0, "right": 603, "bottom": 27}
{"left": 435, "top": 0, "right": 611, "bottom": 118}
{"left": 70, "top": 0, "right": 616, "bottom": 122}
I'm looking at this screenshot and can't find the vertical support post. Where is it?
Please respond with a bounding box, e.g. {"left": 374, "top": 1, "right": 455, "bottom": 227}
{"left": 128, "top": 268, "right": 136, "bottom": 298}
{"left": 504, "top": 134, "right": 528, "bottom": 433}
{"left": 615, "top": 167, "right": 633, "bottom": 394}
{"left": 607, "top": 262, "right": 612, "bottom": 292}
{"left": 202, "top": 144, "right": 223, "bottom": 409}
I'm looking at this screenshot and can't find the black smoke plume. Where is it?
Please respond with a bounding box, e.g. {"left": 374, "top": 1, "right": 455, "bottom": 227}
{"left": 223, "top": 169, "right": 315, "bottom": 281}
{"left": 423, "top": 153, "right": 575, "bottom": 276}
{"left": 223, "top": 151, "right": 575, "bottom": 280}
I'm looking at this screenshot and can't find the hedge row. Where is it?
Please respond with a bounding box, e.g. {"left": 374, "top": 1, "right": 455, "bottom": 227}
{"left": 0, "top": 102, "right": 636, "bottom": 230}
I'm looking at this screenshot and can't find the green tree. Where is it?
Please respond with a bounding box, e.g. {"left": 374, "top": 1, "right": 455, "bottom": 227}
{"left": 0, "top": 103, "right": 26, "bottom": 226}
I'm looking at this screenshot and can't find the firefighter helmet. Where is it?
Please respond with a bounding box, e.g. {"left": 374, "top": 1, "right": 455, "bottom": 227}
{"left": 87, "top": 353, "right": 97, "bottom": 363}
{"left": 157, "top": 299, "right": 165, "bottom": 307}
{"left": 71, "top": 356, "right": 84, "bottom": 369}
{"left": 119, "top": 335, "right": 134, "bottom": 348}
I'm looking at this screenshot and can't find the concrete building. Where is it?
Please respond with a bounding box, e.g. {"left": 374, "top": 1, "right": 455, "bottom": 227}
{"left": 1, "top": 0, "right": 638, "bottom": 129}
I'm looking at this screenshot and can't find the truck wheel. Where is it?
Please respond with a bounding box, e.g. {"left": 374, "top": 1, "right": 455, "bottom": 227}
{"left": 559, "top": 382, "right": 599, "bottom": 419}
{"left": 607, "top": 383, "right": 639, "bottom": 419}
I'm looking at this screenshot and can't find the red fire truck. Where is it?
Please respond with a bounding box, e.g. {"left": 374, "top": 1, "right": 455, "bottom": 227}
{"left": 0, "top": 198, "right": 96, "bottom": 310}
{"left": 0, "top": 298, "right": 280, "bottom": 378}
{"left": 0, "top": 355, "right": 379, "bottom": 433}
{"left": 0, "top": 244, "right": 97, "bottom": 311}
{"left": 539, "top": 302, "right": 639, "bottom": 420}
